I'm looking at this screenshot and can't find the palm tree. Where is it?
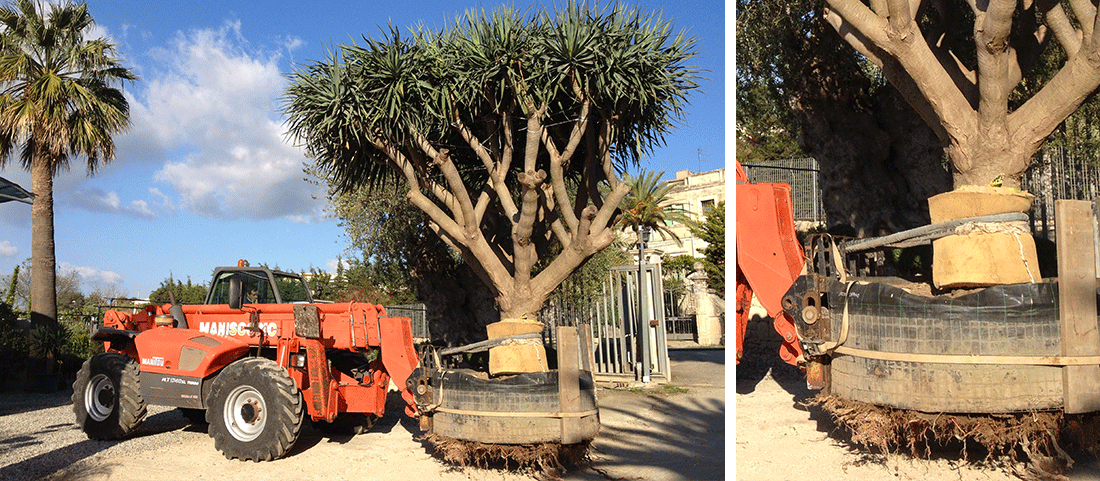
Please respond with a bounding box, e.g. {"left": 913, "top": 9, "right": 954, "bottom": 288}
{"left": 618, "top": 169, "right": 690, "bottom": 245}
{"left": 0, "top": 0, "right": 135, "bottom": 327}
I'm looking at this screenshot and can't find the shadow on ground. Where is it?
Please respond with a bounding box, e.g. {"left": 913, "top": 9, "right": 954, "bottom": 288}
{"left": 584, "top": 389, "right": 725, "bottom": 480}
{"left": 735, "top": 315, "right": 811, "bottom": 400}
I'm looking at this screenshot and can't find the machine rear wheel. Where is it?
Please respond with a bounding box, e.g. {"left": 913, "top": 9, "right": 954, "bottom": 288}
{"left": 206, "top": 357, "right": 303, "bottom": 461}
{"left": 72, "top": 353, "right": 147, "bottom": 440}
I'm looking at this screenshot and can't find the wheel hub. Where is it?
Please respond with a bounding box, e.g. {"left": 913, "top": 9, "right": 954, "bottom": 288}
{"left": 85, "top": 374, "right": 116, "bottom": 422}
{"left": 240, "top": 399, "right": 263, "bottom": 423}
{"left": 224, "top": 385, "right": 267, "bottom": 442}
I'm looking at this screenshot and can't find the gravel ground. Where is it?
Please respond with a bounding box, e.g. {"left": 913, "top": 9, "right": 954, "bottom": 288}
{"left": 0, "top": 349, "right": 725, "bottom": 481}
{"left": 0, "top": 388, "right": 204, "bottom": 480}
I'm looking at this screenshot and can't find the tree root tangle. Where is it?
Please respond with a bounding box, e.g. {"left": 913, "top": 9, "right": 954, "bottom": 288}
{"left": 422, "top": 433, "right": 590, "bottom": 477}
{"left": 809, "top": 394, "right": 1100, "bottom": 478}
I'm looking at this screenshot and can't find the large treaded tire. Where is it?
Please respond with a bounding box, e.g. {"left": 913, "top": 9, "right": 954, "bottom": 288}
{"left": 788, "top": 278, "right": 1064, "bottom": 413}
{"left": 206, "top": 357, "right": 303, "bottom": 461}
{"left": 72, "top": 353, "right": 147, "bottom": 440}
{"left": 431, "top": 370, "right": 599, "bottom": 444}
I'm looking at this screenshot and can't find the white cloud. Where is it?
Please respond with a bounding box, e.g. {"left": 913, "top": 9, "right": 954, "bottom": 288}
{"left": 70, "top": 188, "right": 156, "bottom": 219}
{"left": 325, "top": 258, "right": 350, "bottom": 274}
{"left": 60, "top": 262, "right": 124, "bottom": 287}
{"left": 118, "top": 21, "right": 325, "bottom": 222}
{"left": 0, "top": 240, "right": 16, "bottom": 257}
{"left": 283, "top": 36, "right": 304, "bottom": 53}
{"left": 148, "top": 187, "right": 176, "bottom": 213}
{"left": 85, "top": 23, "right": 112, "bottom": 45}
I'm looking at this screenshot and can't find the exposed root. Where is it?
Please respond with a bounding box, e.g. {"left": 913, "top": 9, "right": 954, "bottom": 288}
{"left": 807, "top": 394, "right": 1100, "bottom": 478}
{"left": 422, "top": 433, "right": 590, "bottom": 477}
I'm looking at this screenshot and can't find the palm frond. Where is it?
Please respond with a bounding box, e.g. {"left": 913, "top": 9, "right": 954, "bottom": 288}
{"left": 617, "top": 168, "right": 689, "bottom": 245}
{"left": 0, "top": 0, "right": 134, "bottom": 172}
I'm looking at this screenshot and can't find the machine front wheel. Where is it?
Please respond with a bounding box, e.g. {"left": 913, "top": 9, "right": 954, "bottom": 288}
{"left": 206, "top": 357, "right": 303, "bottom": 461}
{"left": 71, "top": 353, "right": 147, "bottom": 440}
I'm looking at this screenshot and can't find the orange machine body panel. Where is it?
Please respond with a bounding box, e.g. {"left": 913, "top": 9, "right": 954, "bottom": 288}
{"left": 735, "top": 160, "right": 806, "bottom": 365}
{"left": 101, "top": 300, "right": 417, "bottom": 420}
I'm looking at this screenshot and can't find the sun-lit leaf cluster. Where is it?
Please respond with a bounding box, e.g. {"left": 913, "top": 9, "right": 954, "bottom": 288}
{"left": 617, "top": 169, "right": 690, "bottom": 244}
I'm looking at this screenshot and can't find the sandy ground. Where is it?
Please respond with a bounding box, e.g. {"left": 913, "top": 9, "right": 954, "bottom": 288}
{"left": 735, "top": 314, "right": 1100, "bottom": 481}
{"left": 27, "top": 350, "right": 724, "bottom": 481}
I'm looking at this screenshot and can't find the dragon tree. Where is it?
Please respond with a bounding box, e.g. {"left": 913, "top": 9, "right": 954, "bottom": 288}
{"left": 284, "top": 4, "right": 700, "bottom": 319}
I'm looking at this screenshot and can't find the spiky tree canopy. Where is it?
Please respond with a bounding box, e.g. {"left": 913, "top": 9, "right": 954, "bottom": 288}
{"left": 285, "top": 3, "right": 700, "bottom": 318}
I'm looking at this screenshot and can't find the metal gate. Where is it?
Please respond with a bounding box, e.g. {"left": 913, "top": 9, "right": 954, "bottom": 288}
{"left": 665, "top": 316, "right": 696, "bottom": 341}
{"left": 538, "top": 264, "right": 671, "bottom": 383}
{"left": 581, "top": 266, "right": 671, "bottom": 383}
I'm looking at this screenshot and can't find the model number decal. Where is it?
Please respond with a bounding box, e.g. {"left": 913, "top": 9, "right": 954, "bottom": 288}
{"left": 198, "top": 321, "right": 278, "bottom": 337}
{"left": 160, "top": 376, "right": 199, "bottom": 386}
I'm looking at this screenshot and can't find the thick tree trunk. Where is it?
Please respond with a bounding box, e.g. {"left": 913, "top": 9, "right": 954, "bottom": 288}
{"left": 797, "top": 84, "right": 952, "bottom": 236}
{"left": 498, "top": 294, "right": 550, "bottom": 322}
{"left": 30, "top": 159, "right": 56, "bottom": 327}
{"left": 946, "top": 140, "right": 1033, "bottom": 188}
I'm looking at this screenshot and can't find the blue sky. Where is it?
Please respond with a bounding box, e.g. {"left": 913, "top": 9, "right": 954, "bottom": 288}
{"left": 0, "top": 0, "right": 726, "bottom": 300}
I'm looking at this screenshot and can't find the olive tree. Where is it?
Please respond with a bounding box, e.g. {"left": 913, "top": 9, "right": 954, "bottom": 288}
{"left": 284, "top": 4, "right": 700, "bottom": 320}
{"left": 825, "top": 0, "right": 1100, "bottom": 188}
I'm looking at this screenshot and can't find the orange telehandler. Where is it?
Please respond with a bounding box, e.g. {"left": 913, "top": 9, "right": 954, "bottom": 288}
{"left": 72, "top": 261, "right": 421, "bottom": 461}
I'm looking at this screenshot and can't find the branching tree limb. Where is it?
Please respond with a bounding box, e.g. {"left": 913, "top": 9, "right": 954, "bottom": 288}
{"left": 826, "top": 0, "right": 1100, "bottom": 187}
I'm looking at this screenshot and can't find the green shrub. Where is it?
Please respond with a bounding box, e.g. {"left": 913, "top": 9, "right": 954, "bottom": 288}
{"left": 58, "top": 319, "right": 98, "bottom": 375}
{"left": 0, "top": 302, "right": 28, "bottom": 386}
{"left": 28, "top": 322, "right": 68, "bottom": 373}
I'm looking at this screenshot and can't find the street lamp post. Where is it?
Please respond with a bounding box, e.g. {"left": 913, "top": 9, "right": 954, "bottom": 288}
{"left": 637, "top": 226, "right": 651, "bottom": 383}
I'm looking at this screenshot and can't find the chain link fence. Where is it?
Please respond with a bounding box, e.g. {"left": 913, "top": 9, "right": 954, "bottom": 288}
{"left": 740, "top": 158, "right": 826, "bottom": 223}
{"left": 384, "top": 303, "right": 428, "bottom": 341}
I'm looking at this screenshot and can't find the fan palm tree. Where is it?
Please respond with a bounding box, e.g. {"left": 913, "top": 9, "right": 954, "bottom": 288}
{"left": 618, "top": 169, "right": 690, "bottom": 245}
{"left": 0, "top": 0, "right": 136, "bottom": 326}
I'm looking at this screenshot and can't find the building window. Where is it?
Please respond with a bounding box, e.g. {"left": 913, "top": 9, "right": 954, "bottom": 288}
{"left": 665, "top": 203, "right": 686, "bottom": 225}
{"left": 701, "top": 199, "right": 715, "bottom": 213}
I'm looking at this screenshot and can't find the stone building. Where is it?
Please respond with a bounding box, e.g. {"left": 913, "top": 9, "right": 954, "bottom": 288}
{"left": 644, "top": 168, "right": 725, "bottom": 259}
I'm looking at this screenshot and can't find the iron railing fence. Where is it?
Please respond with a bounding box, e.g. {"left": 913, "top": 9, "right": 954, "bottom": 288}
{"left": 1022, "top": 145, "right": 1100, "bottom": 242}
